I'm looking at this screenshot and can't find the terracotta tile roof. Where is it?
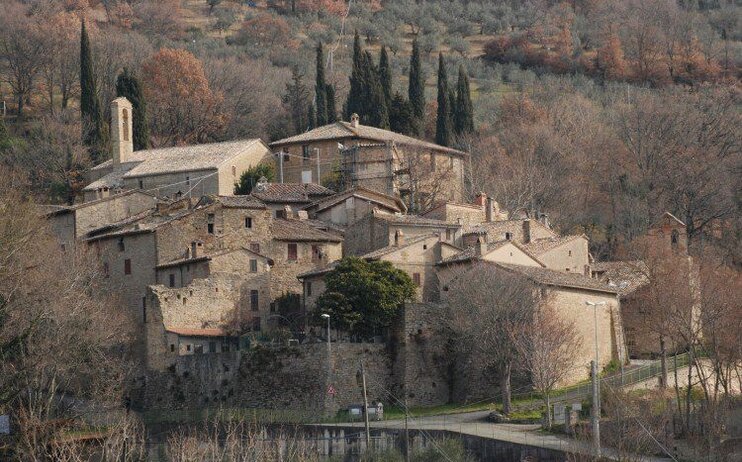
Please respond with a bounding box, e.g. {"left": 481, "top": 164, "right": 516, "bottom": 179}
{"left": 437, "top": 240, "right": 542, "bottom": 266}
{"left": 306, "top": 187, "right": 406, "bottom": 214}
{"left": 215, "top": 195, "right": 266, "bottom": 209}
{"left": 84, "top": 139, "right": 267, "bottom": 189}
{"left": 84, "top": 206, "right": 198, "bottom": 240}
{"left": 361, "top": 234, "right": 439, "bottom": 260}
{"left": 522, "top": 235, "right": 586, "bottom": 255}
{"left": 297, "top": 261, "right": 339, "bottom": 279}
{"left": 156, "top": 256, "right": 211, "bottom": 270}
{"left": 269, "top": 121, "right": 468, "bottom": 157}
{"left": 591, "top": 260, "right": 649, "bottom": 295}
{"left": 374, "top": 212, "right": 462, "bottom": 228}
{"left": 270, "top": 218, "right": 343, "bottom": 242}
{"left": 496, "top": 263, "right": 618, "bottom": 294}
{"left": 252, "top": 183, "right": 335, "bottom": 203}
{"left": 303, "top": 219, "right": 346, "bottom": 236}
{"left": 165, "top": 327, "right": 229, "bottom": 337}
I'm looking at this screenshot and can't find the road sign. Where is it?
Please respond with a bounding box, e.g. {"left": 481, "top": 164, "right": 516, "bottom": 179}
{"left": 327, "top": 384, "right": 336, "bottom": 396}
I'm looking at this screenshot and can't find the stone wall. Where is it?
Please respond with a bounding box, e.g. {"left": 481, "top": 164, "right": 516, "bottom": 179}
{"left": 123, "top": 169, "right": 219, "bottom": 200}
{"left": 137, "top": 343, "right": 392, "bottom": 413}
{"left": 536, "top": 236, "right": 590, "bottom": 274}
{"left": 422, "top": 202, "right": 485, "bottom": 226}
{"left": 267, "top": 238, "right": 342, "bottom": 300}
{"left": 73, "top": 191, "right": 157, "bottom": 238}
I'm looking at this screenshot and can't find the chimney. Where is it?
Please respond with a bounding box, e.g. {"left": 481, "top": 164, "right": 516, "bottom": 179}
{"left": 394, "top": 229, "right": 405, "bottom": 247}
{"left": 485, "top": 196, "right": 494, "bottom": 223}
{"left": 190, "top": 241, "right": 199, "bottom": 258}
{"left": 350, "top": 113, "right": 360, "bottom": 128}
{"left": 475, "top": 236, "right": 485, "bottom": 256}
{"left": 474, "top": 192, "right": 487, "bottom": 206}
{"left": 111, "top": 97, "right": 133, "bottom": 166}
{"left": 297, "top": 210, "right": 309, "bottom": 220}
{"left": 522, "top": 219, "right": 532, "bottom": 244}
{"left": 283, "top": 205, "right": 293, "bottom": 218}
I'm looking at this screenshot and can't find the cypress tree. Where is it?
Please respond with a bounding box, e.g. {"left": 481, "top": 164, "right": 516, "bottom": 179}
{"left": 363, "top": 51, "right": 389, "bottom": 129}
{"left": 408, "top": 37, "right": 425, "bottom": 134}
{"left": 389, "top": 93, "right": 414, "bottom": 135}
{"left": 344, "top": 31, "right": 365, "bottom": 120}
{"left": 307, "top": 104, "right": 316, "bottom": 130}
{"left": 80, "top": 20, "right": 105, "bottom": 161}
{"left": 454, "top": 64, "right": 474, "bottom": 136}
{"left": 435, "top": 53, "right": 453, "bottom": 147}
{"left": 315, "top": 43, "right": 328, "bottom": 126}
{"left": 325, "top": 84, "right": 337, "bottom": 123}
{"left": 116, "top": 68, "right": 150, "bottom": 151}
{"left": 379, "top": 46, "right": 392, "bottom": 109}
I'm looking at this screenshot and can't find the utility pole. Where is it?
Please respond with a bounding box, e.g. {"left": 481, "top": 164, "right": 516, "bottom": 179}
{"left": 360, "top": 361, "right": 371, "bottom": 449}
{"left": 591, "top": 360, "right": 601, "bottom": 458}
{"left": 404, "top": 396, "right": 410, "bottom": 462}
{"left": 279, "top": 151, "right": 284, "bottom": 183}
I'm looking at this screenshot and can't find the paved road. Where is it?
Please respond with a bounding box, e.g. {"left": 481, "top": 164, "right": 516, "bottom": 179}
{"left": 318, "top": 410, "right": 673, "bottom": 461}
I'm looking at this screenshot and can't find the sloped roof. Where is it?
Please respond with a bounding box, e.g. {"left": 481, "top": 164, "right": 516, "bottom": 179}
{"left": 464, "top": 219, "right": 557, "bottom": 238}
{"left": 269, "top": 121, "right": 467, "bottom": 157}
{"left": 297, "top": 261, "right": 339, "bottom": 279}
{"left": 374, "top": 212, "right": 462, "bottom": 228}
{"left": 496, "top": 263, "right": 619, "bottom": 294}
{"left": 252, "top": 183, "right": 335, "bottom": 203}
{"left": 420, "top": 200, "right": 483, "bottom": 217}
{"left": 165, "top": 327, "right": 229, "bottom": 337}
{"left": 591, "top": 260, "right": 649, "bottom": 296}
{"left": 306, "top": 187, "right": 406, "bottom": 214}
{"left": 522, "top": 235, "right": 586, "bottom": 255}
{"left": 437, "top": 240, "right": 543, "bottom": 266}
{"left": 84, "top": 139, "right": 267, "bottom": 189}
{"left": 215, "top": 195, "right": 267, "bottom": 209}
{"left": 270, "top": 218, "right": 343, "bottom": 242}
{"left": 44, "top": 190, "right": 158, "bottom": 216}
{"left": 361, "top": 234, "right": 439, "bottom": 260}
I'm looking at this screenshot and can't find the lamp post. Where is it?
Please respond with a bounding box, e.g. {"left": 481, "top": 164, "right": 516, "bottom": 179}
{"left": 585, "top": 300, "right": 606, "bottom": 458}
{"left": 320, "top": 313, "right": 331, "bottom": 359}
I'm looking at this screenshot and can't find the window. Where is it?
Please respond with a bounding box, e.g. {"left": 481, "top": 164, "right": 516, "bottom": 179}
{"left": 103, "top": 262, "right": 109, "bottom": 278}
{"left": 252, "top": 317, "right": 261, "bottom": 332}
{"left": 124, "top": 259, "right": 132, "bottom": 275}
{"left": 505, "top": 232, "right": 512, "bottom": 241}
{"left": 207, "top": 213, "right": 215, "bottom": 234}
{"left": 170, "top": 344, "right": 175, "bottom": 353}
{"left": 209, "top": 341, "right": 216, "bottom": 353}
{"left": 307, "top": 282, "right": 312, "bottom": 297}
{"left": 245, "top": 217, "right": 253, "bottom": 228}
{"left": 249, "top": 259, "right": 258, "bottom": 273}
{"left": 671, "top": 229, "right": 679, "bottom": 248}
{"left": 302, "top": 145, "right": 311, "bottom": 163}
{"left": 250, "top": 243, "right": 260, "bottom": 253}
{"left": 446, "top": 229, "right": 451, "bottom": 240}
{"left": 61, "top": 244, "right": 66, "bottom": 252}
{"left": 275, "top": 210, "right": 286, "bottom": 219}
{"left": 283, "top": 153, "right": 290, "bottom": 162}
{"left": 138, "top": 179, "right": 143, "bottom": 189}
{"left": 311, "top": 245, "right": 321, "bottom": 262}
{"left": 288, "top": 243, "right": 298, "bottom": 261}
{"left": 423, "top": 244, "right": 428, "bottom": 250}
{"left": 185, "top": 175, "right": 190, "bottom": 186}
{"left": 250, "top": 290, "right": 259, "bottom": 311}
{"left": 565, "top": 268, "right": 570, "bottom": 272}
{"left": 194, "top": 345, "right": 203, "bottom": 354}
{"left": 413, "top": 273, "right": 421, "bottom": 286}
{"left": 118, "top": 237, "right": 125, "bottom": 252}
{"left": 568, "top": 250, "right": 572, "bottom": 257}
{"left": 142, "top": 297, "right": 147, "bottom": 323}
{"left": 169, "top": 274, "right": 176, "bottom": 288}
{"left": 270, "top": 302, "right": 276, "bottom": 313}
{"left": 186, "top": 344, "right": 192, "bottom": 352}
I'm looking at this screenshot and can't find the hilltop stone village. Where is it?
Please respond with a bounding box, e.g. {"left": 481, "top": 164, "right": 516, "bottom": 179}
{"left": 44, "top": 97, "right": 698, "bottom": 413}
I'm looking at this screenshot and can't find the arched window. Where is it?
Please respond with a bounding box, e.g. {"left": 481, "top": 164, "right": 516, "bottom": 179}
{"left": 122, "top": 108, "right": 129, "bottom": 142}
{"left": 671, "top": 229, "right": 679, "bottom": 248}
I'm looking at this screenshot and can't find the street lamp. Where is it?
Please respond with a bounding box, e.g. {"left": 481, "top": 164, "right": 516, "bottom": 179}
{"left": 320, "top": 313, "right": 331, "bottom": 360}
{"left": 585, "top": 300, "right": 606, "bottom": 458}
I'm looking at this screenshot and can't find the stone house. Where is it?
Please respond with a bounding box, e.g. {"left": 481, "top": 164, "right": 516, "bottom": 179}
{"left": 83, "top": 97, "right": 271, "bottom": 202}
{"left": 343, "top": 210, "right": 461, "bottom": 257}
{"left": 302, "top": 186, "right": 407, "bottom": 227}
{"left": 420, "top": 193, "right": 507, "bottom": 226}
{"left": 437, "top": 238, "right": 545, "bottom": 269}
{"left": 522, "top": 234, "right": 591, "bottom": 275}
{"left": 250, "top": 181, "right": 335, "bottom": 216}
{"left": 145, "top": 248, "right": 273, "bottom": 371}
{"left": 268, "top": 115, "right": 468, "bottom": 207}
{"left": 461, "top": 217, "right": 557, "bottom": 248}
{"left": 45, "top": 190, "right": 158, "bottom": 252}
{"left": 438, "top": 260, "right": 626, "bottom": 384}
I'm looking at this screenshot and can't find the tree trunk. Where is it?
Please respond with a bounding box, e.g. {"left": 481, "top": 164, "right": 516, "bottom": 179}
{"left": 659, "top": 335, "right": 668, "bottom": 389}
{"left": 545, "top": 393, "right": 552, "bottom": 429}
{"left": 501, "top": 363, "right": 512, "bottom": 415}
{"left": 16, "top": 94, "right": 24, "bottom": 117}
{"left": 685, "top": 349, "right": 694, "bottom": 431}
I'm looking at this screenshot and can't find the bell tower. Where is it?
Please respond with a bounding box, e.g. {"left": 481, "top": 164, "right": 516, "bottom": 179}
{"left": 111, "top": 97, "right": 133, "bottom": 165}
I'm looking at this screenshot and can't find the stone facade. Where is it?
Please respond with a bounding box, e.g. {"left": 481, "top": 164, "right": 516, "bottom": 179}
{"left": 523, "top": 235, "right": 590, "bottom": 274}
{"left": 462, "top": 218, "right": 556, "bottom": 248}
{"left": 305, "top": 187, "right": 405, "bottom": 227}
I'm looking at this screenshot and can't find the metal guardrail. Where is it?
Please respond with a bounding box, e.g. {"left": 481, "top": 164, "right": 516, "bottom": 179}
{"left": 511, "top": 353, "right": 691, "bottom": 410}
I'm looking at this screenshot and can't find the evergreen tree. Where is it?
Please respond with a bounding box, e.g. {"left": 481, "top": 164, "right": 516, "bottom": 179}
{"left": 115, "top": 68, "right": 150, "bottom": 151}
{"left": 307, "top": 104, "right": 316, "bottom": 130}
{"left": 379, "top": 46, "right": 392, "bottom": 109}
{"left": 364, "top": 51, "right": 390, "bottom": 129}
{"left": 282, "top": 69, "right": 312, "bottom": 136}
{"left": 408, "top": 37, "right": 425, "bottom": 134}
{"left": 80, "top": 20, "right": 105, "bottom": 162}
{"left": 454, "top": 64, "right": 474, "bottom": 136}
{"left": 389, "top": 93, "right": 414, "bottom": 135}
{"left": 325, "top": 84, "right": 337, "bottom": 123}
{"left": 315, "top": 43, "right": 328, "bottom": 126}
{"left": 435, "top": 53, "right": 453, "bottom": 147}
{"left": 344, "top": 31, "right": 365, "bottom": 120}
